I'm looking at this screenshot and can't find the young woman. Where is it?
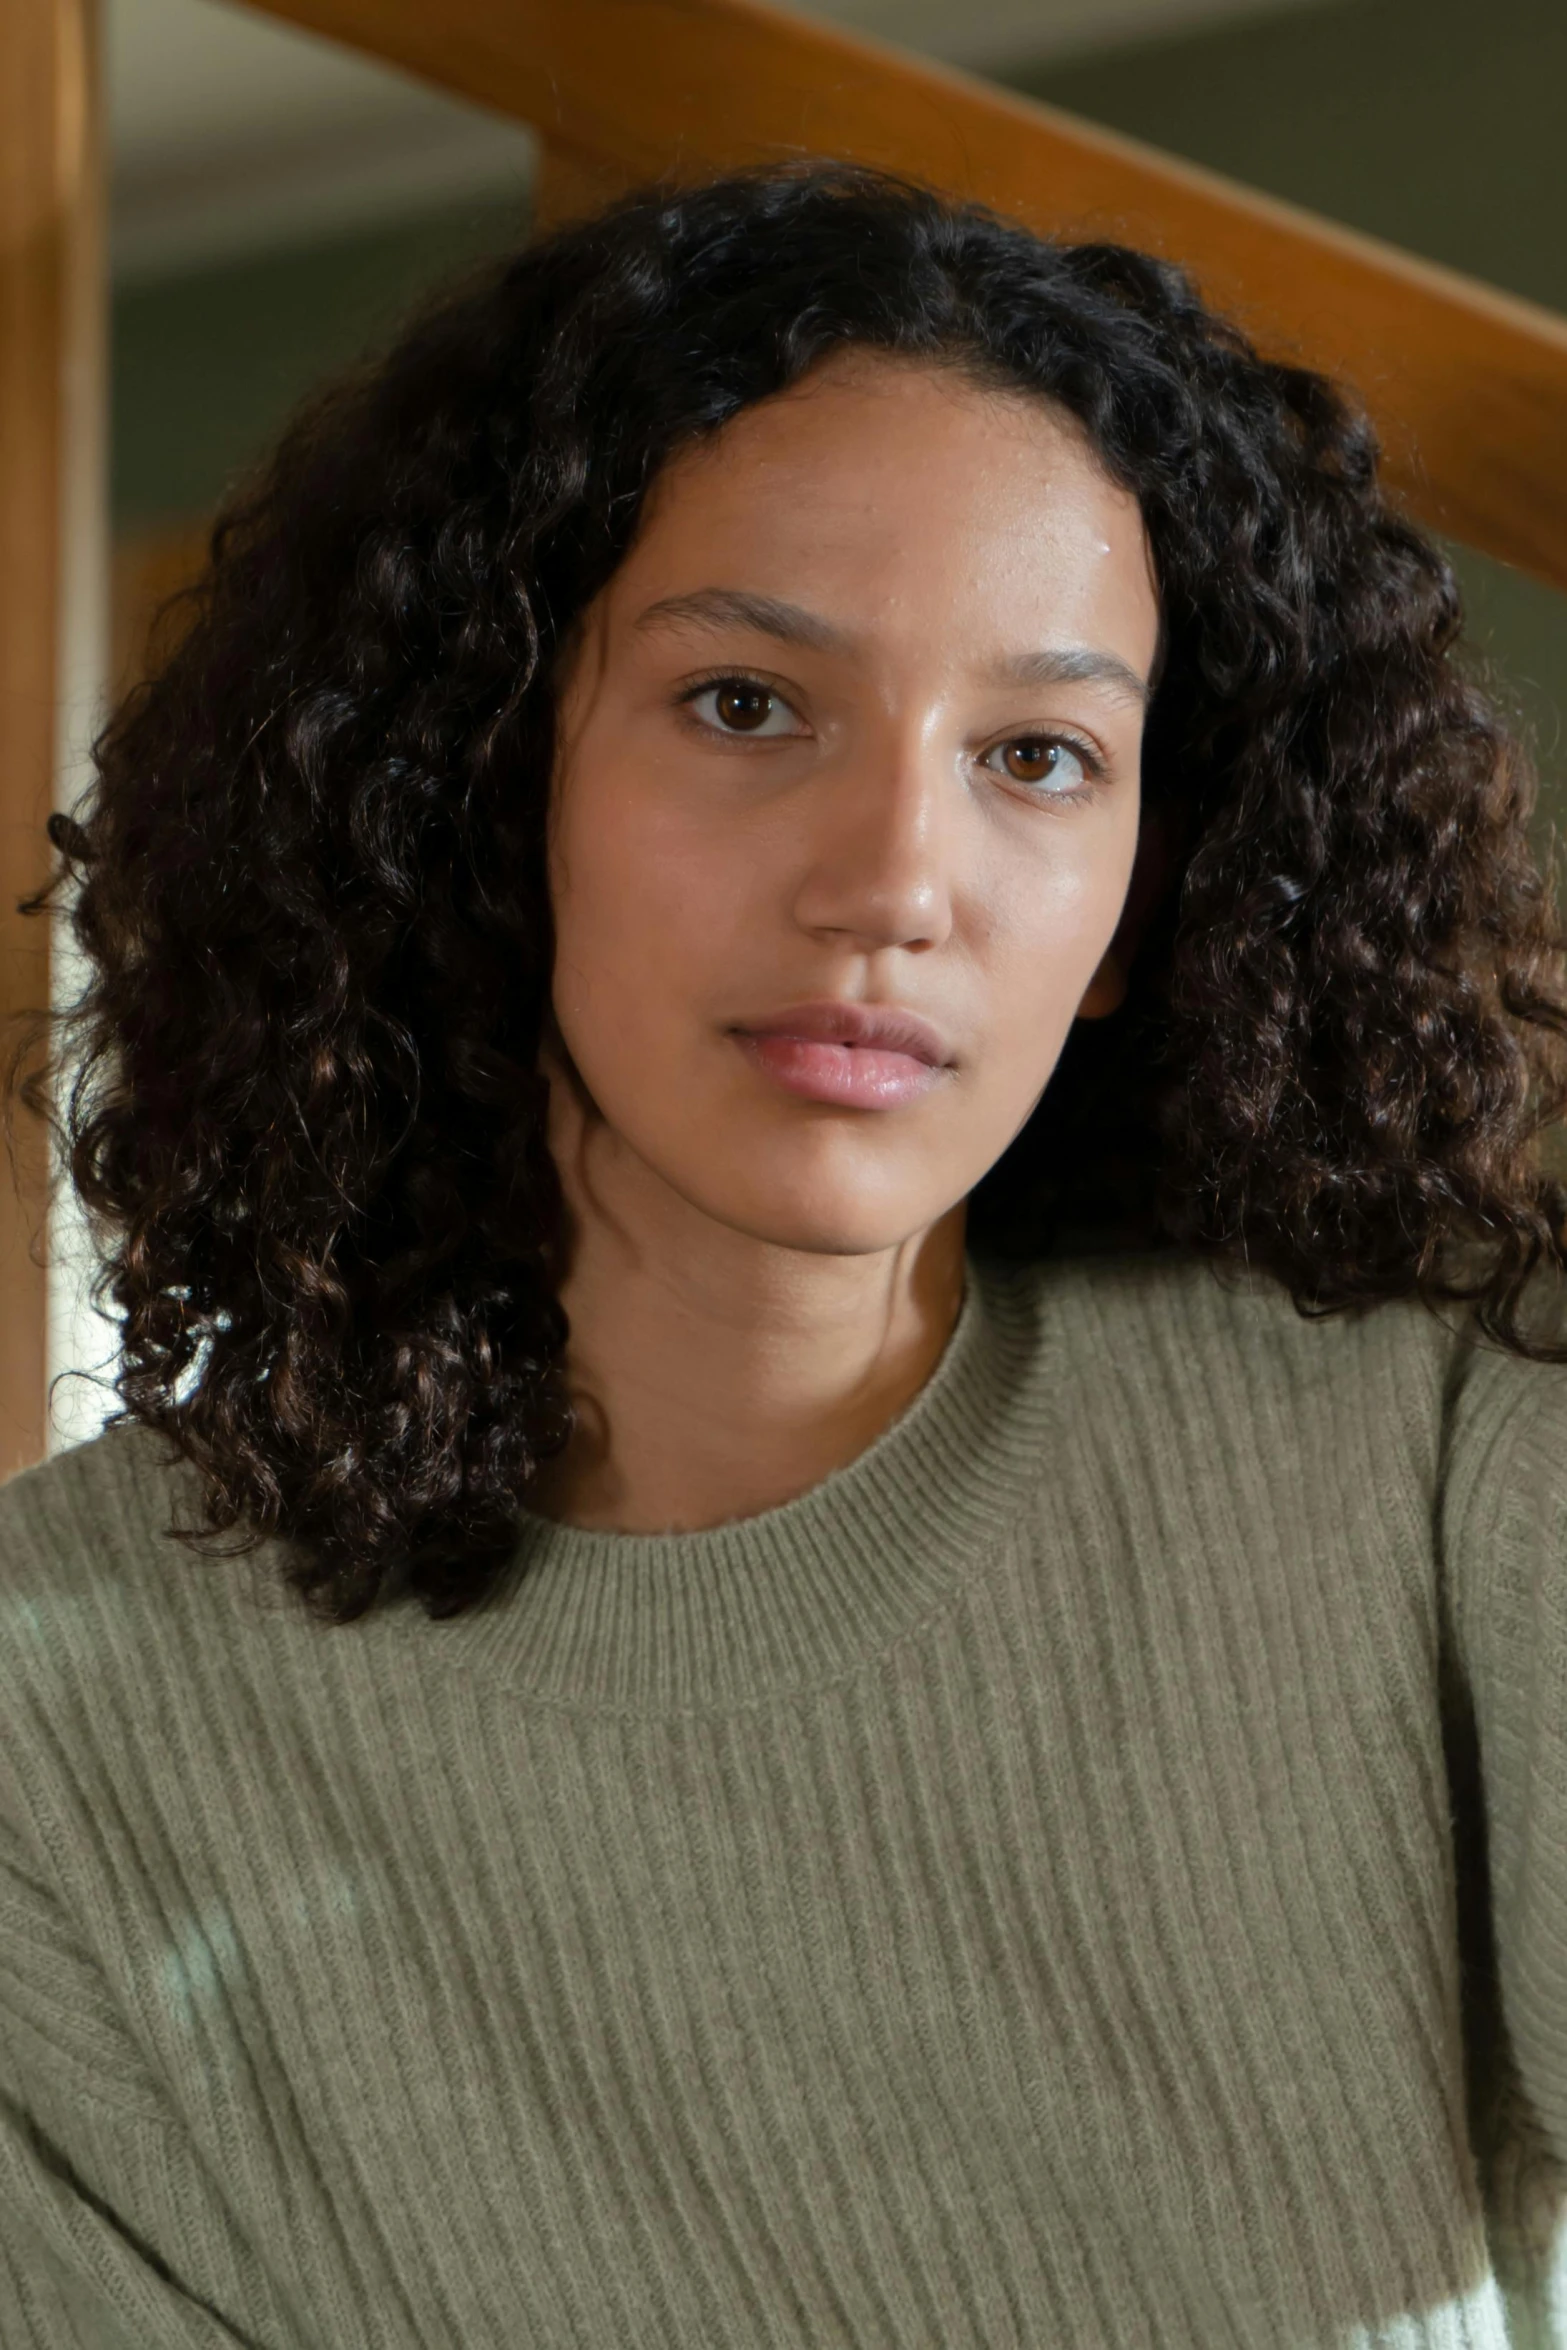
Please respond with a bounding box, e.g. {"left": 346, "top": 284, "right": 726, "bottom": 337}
{"left": 3, "top": 163, "right": 1566, "bottom": 2348}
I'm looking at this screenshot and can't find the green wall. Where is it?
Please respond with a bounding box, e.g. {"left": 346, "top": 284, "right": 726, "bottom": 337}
{"left": 113, "top": 0, "right": 1567, "bottom": 832}
{"left": 113, "top": 196, "right": 528, "bottom": 529}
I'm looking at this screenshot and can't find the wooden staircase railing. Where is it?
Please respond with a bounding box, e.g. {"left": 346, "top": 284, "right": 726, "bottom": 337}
{"left": 5, "top": 0, "right": 1567, "bottom": 1475}
{"left": 240, "top": 0, "right": 1567, "bottom": 595}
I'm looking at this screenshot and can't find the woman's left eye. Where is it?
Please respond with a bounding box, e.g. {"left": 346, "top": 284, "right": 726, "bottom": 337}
{"left": 981, "top": 736, "right": 1096, "bottom": 794}
{"left": 685, "top": 680, "right": 805, "bottom": 738}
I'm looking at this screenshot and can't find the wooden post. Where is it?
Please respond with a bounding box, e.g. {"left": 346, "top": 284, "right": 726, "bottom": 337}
{"left": 0, "top": 0, "right": 100, "bottom": 1478}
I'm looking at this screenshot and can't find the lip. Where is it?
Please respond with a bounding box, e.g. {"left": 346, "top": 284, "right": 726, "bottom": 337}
{"left": 729, "top": 1000, "right": 954, "bottom": 1067}
{"left": 728, "top": 999, "right": 955, "bottom": 1112}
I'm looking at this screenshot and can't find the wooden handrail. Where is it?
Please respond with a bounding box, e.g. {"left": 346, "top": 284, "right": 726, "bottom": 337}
{"left": 228, "top": 0, "right": 1567, "bottom": 597}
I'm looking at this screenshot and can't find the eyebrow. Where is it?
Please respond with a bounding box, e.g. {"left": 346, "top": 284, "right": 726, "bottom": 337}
{"left": 634, "top": 587, "right": 851, "bottom": 656}
{"left": 987, "top": 645, "right": 1150, "bottom": 710}
{"left": 632, "top": 586, "right": 1150, "bottom": 709}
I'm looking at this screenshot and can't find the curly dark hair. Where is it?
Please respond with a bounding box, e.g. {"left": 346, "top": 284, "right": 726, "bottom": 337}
{"left": 15, "top": 161, "right": 1567, "bottom": 1623}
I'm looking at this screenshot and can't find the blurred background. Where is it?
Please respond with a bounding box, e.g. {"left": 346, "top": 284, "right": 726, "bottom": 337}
{"left": 112, "top": 0, "right": 1567, "bottom": 787}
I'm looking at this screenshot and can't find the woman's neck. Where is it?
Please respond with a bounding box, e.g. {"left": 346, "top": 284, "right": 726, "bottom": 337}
{"left": 527, "top": 1051, "right": 969, "bottom": 1535}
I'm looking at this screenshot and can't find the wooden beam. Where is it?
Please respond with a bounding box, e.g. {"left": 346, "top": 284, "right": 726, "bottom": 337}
{"left": 0, "top": 0, "right": 96, "bottom": 1478}
{"left": 531, "top": 142, "right": 635, "bottom": 239}
{"left": 228, "top": 0, "right": 1567, "bottom": 597}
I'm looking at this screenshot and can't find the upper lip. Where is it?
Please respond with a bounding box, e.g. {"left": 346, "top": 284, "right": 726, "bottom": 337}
{"left": 732, "top": 1000, "right": 954, "bottom": 1067}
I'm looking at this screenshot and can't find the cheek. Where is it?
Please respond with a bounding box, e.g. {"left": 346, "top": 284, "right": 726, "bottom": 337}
{"left": 984, "top": 828, "right": 1133, "bottom": 1012}
{"left": 548, "top": 758, "right": 747, "bottom": 1056}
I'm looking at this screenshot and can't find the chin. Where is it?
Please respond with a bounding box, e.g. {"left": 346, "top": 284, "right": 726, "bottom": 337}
{"left": 683, "top": 1163, "right": 952, "bottom": 1260}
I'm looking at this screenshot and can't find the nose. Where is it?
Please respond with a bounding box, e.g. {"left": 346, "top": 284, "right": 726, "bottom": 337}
{"left": 787, "top": 718, "right": 955, "bottom": 956}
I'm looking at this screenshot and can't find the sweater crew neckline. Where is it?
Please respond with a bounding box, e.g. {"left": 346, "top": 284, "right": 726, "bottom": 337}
{"left": 423, "top": 1251, "right": 1064, "bottom": 1713}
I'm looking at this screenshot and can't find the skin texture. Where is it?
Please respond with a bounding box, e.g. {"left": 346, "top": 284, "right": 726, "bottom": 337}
{"left": 530, "top": 350, "right": 1165, "bottom": 1532}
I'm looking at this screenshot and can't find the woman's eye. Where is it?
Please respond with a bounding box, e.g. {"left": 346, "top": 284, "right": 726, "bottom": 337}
{"left": 686, "top": 680, "right": 804, "bottom": 737}
{"left": 981, "top": 735, "right": 1094, "bottom": 794}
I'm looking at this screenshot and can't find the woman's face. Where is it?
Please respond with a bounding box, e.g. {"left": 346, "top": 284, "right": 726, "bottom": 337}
{"left": 546, "top": 349, "right": 1163, "bottom": 1257}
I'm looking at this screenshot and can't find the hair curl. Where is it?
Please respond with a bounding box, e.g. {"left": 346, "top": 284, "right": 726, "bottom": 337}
{"left": 16, "top": 162, "right": 1567, "bottom": 1622}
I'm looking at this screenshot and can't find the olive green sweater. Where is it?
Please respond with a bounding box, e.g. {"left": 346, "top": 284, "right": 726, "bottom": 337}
{"left": 2, "top": 1246, "right": 1565, "bottom": 2349}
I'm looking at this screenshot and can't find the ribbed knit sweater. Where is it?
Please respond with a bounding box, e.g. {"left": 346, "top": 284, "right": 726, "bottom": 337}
{"left": 2, "top": 1244, "right": 1565, "bottom": 2349}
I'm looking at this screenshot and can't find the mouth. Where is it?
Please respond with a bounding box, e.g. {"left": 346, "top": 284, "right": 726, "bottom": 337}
{"left": 729, "top": 999, "right": 953, "bottom": 1068}
{"left": 729, "top": 1025, "right": 951, "bottom": 1110}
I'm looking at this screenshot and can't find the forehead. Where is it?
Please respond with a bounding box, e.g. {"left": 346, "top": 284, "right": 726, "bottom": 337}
{"left": 606, "top": 351, "right": 1158, "bottom": 661}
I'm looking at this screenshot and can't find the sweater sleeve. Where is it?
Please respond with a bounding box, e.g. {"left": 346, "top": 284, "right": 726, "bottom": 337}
{"left": 0, "top": 1808, "right": 298, "bottom": 2349}
{"left": 1440, "top": 1322, "right": 1567, "bottom": 2172}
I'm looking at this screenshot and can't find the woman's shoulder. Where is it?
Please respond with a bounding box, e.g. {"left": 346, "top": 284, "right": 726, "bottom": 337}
{"left": 982, "top": 1241, "right": 1567, "bottom": 1474}
{"left": 0, "top": 1416, "right": 196, "bottom": 1604}
{"left": 985, "top": 1239, "right": 1470, "bottom": 1372}
{"left": 0, "top": 1420, "right": 272, "bottom": 1749}
{"left": 0, "top": 1423, "right": 329, "bottom": 1897}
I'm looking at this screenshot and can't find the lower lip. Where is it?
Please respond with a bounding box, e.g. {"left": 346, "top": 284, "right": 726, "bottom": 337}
{"left": 733, "top": 1032, "right": 947, "bottom": 1108}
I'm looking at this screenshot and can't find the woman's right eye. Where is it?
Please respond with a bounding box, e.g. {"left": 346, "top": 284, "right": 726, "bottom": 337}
{"left": 685, "top": 680, "right": 806, "bottom": 737}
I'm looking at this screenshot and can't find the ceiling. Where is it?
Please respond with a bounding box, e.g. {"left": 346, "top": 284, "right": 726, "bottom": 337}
{"left": 110, "top": 0, "right": 1336, "bottom": 281}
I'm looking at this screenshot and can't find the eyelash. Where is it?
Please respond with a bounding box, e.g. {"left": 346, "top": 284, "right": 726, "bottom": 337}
{"left": 675, "top": 671, "right": 1107, "bottom": 806}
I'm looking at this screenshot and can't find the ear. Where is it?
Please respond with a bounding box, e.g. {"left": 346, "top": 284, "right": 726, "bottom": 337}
{"left": 1076, "top": 804, "right": 1181, "bottom": 1023}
